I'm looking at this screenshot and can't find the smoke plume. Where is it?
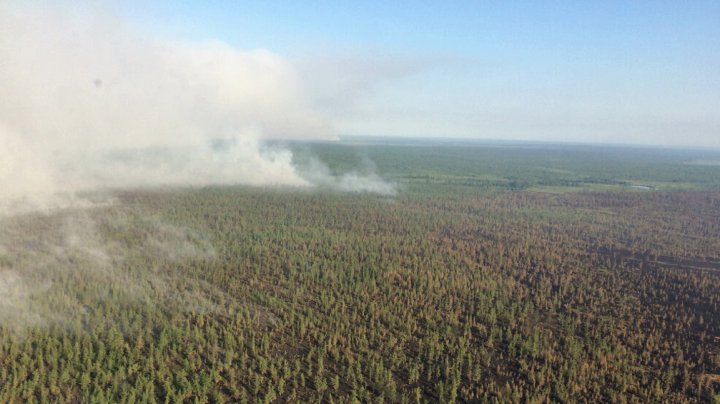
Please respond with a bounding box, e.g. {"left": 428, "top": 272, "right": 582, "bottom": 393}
{"left": 0, "top": 3, "right": 397, "bottom": 334}
{"left": 0, "top": 3, "right": 346, "bottom": 209}
{"left": 0, "top": 207, "right": 223, "bottom": 333}
{"left": 298, "top": 156, "right": 397, "bottom": 195}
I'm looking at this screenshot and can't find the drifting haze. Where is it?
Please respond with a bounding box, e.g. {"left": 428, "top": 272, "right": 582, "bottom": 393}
{"left": 0, "top": 3, "right": 394, "bottom": 211}
{"left": 0, "top": 208, "right": 223, "bottom": 332}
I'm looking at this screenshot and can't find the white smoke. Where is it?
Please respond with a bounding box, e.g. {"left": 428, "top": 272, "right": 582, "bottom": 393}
{"left": 0, "top": 3, "right": 400, "bottom": 215}
{"left": 0, "top": 3, "right": 331, "bottom": 207}
{"left": 0, "top": 2, "right": 398, "bottom": 332}
{"left": 0, "top": 208, "right": 224, "bottom": 332}
{"left": 298, "top": 156, "right": 397, "bottom": 195}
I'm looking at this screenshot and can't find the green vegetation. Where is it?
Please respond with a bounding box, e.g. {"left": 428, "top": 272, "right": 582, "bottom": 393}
{"left": 289, "top": 139, "right": 720, "bottom": 194}
{"left": 1, "top": 140, "right": 719, "bottom": 402}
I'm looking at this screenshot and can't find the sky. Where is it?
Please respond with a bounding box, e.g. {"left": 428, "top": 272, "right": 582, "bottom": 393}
{"left": 10, "top": 1, "right": 720, "bottom": 147}
{"left": 112, "top": 0, "right": 720, "bottom": 148}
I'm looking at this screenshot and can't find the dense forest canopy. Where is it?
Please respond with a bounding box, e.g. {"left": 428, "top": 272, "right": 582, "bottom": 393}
{"left": 1, "top": 140, "right": 719, "bottom": 402}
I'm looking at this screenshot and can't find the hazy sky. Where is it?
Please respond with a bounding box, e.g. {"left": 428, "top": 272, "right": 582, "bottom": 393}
{"left": 16, "top": 1, "right": 720, "bottom": 147}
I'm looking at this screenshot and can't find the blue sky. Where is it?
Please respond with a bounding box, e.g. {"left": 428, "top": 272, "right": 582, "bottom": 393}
{"left": 119, "top": 1, "right": 720, "bottom": 147}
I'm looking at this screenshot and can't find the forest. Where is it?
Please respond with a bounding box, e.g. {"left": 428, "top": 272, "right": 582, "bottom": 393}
{"left": 1, "top": 140, "right": 719, "bottom": 403}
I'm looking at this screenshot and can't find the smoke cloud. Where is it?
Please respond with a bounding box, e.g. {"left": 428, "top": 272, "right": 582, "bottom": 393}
{"left": 0, "top": 3, "right": 399, "bottom": 212}
{"left": 298, "top": 156, "right": 397, "bottom": 195}
{"left": 0, "top": 207, "right": 223, "bottom": 333}
{"left": 0, "top": 2, "right": 397, "bottom": 333}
